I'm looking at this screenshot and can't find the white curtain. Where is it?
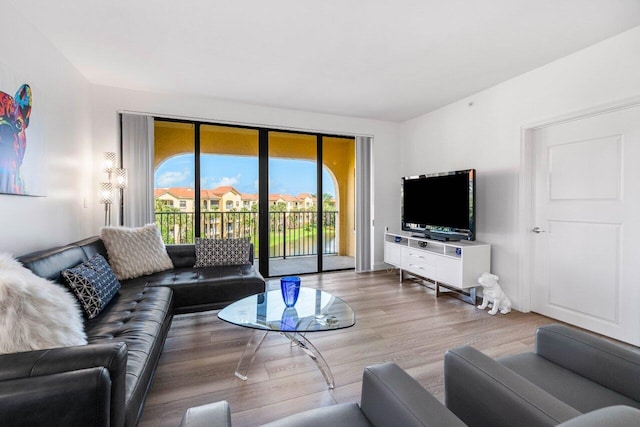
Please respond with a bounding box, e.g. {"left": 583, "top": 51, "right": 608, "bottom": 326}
{"left": 355, "top": 136, "right": 373, "bottom": 272}
{"left": 121, "top": 113, "right": 154, "bottom": 227}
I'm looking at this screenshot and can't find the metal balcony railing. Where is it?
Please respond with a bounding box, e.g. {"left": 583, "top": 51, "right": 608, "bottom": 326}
{"left": 154, "top": 210, "right": 338, "bottom": 259}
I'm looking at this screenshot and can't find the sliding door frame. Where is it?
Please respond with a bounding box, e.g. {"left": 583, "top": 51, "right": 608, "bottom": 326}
{"left": 152, "top": 116, "right": 355, "bottom": 277}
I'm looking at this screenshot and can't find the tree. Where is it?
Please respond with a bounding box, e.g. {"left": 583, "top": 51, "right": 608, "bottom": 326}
{"left": 322, "top": 193, "right": 335, "bottom": 211}
{"left": 154, "top": 199, "right": 194, "bottom": 244}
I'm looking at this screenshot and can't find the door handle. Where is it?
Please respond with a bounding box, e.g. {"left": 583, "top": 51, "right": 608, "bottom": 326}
{"left": 531, "top": 227, "right": 546, "bottom": 234}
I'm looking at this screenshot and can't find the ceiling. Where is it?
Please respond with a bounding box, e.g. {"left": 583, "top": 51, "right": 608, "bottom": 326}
{"left": 12, "top": 0, "right": 640, "bottom": 122}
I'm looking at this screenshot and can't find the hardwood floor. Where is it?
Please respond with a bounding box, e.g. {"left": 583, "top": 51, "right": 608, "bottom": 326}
{"left": 139, "top": 269, "right": 558, "bottom": 427}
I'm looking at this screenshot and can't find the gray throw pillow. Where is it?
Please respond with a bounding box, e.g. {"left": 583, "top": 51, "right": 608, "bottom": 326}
{"left": 194, "top": 237, "right": 251, "bottom": 267}
{"left": 61, "top": 254, "right": 121, "bottom": 319}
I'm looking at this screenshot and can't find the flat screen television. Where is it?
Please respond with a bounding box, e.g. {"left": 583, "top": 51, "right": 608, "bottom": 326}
{"left": 401, "top": 169, "right": 475, "bottom": 241}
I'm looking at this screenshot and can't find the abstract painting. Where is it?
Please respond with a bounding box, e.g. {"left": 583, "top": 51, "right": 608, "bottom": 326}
{"left": 0, "top": 62, "right": 45, "bottom": 196}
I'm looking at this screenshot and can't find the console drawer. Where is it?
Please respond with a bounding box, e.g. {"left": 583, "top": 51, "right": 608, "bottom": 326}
{"left": 402, "top": 248, "right": 437, "bottom": 278}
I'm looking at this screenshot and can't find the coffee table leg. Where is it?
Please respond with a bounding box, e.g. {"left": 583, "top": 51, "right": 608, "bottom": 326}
{"left": 235, "top": 329, "right": 269, "bottom": 381}
{"left": 283, "top": 332, "right": 335, "bottom": 389}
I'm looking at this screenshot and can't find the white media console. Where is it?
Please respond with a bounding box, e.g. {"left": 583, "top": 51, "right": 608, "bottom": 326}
{"left": 383, "top": 231, "right": 491, "bottom": 304}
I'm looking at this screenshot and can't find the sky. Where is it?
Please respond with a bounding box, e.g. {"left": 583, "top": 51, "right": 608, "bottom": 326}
{"left": 155, "top": 154, "right": 336, "bottom": 197}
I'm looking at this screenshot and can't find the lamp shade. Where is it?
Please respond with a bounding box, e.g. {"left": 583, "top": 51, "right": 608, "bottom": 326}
{"left": 99, "top": 182, "right": 113, "bottom": 204}
{"left": 103, "top": 152, "right": 116, "bottom": 173}
{"left": 114, "top": 168, "right": 128, "bottom": 189}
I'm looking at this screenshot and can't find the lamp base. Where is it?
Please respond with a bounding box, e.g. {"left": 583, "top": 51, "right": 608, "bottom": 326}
{"left": 103, "top": 203, "right": 112, "bottom": 226}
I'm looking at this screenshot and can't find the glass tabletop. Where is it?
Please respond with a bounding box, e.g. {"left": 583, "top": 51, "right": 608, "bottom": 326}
{"left": 218, "top": 287, "right": 355, "bottom": 332}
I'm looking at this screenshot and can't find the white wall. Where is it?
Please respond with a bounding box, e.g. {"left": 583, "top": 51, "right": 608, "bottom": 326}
{"left": 90, "top": 86, "right": 401, "bottom": 269}
{"left": 0, "top": 2, "right": 93, "bottom": 256}
{"left": 400, "top": 26, "right": 640, "bottom": 310}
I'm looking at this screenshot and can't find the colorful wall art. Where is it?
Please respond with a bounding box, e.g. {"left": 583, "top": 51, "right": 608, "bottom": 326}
{"left": 0, "top": 63, "right": 45, "bottom": 196}
{"left": 0, "top": 84, "right": 32, "bottom": 194}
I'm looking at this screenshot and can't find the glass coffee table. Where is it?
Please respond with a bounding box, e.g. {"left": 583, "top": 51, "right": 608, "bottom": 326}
{"left": 218, "top": 287, "right": 355, "bottom": 389}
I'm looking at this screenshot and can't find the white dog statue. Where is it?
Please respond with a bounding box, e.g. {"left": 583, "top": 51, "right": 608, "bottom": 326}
{"left": 477, "top": 272, "right": 512, "bottom": 315}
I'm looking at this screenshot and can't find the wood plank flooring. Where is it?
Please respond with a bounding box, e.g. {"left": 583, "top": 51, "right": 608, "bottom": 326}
{"left": 138, "top": 269, "right": 559, "bottom": 427}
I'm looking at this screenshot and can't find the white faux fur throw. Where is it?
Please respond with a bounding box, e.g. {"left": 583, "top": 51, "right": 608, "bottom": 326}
{"left": 0, "top": 253, "right": 87, "bottom": 354}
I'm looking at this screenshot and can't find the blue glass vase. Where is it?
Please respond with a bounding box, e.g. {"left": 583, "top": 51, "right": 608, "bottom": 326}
{"left": 280, "top": 276, "right": 301, "bottom": 307}
{"left": 280, "top": 307, "right": 299, "bottom": 330}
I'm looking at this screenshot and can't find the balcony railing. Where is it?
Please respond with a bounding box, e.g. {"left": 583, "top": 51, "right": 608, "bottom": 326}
{"left": 154, "top": 210, "right": 338, "bottom": 259}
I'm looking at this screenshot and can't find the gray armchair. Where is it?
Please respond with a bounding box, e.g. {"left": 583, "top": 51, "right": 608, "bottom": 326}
{"left": 179, "top": 354, "right": 640, "bottom": 427}
{"left": 180, "top": 362, "right": 465, "bottom": 427}
{"left": 444, "top": 323, "right": 640, "bottom": 427}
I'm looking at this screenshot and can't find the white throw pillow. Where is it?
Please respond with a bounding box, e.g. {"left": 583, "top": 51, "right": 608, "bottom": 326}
{"left": 100, "top": 223, "right": 174, "bottom": 280}
{"left": 0, "top": 253, "right": 87, "bottom": 354}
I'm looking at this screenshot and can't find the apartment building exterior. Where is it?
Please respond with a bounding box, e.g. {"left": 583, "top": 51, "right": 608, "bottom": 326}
{"left": 154, "top": 186, "right": 332, "bottom": 246}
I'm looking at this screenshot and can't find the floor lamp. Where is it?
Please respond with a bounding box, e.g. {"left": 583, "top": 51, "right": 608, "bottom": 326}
{"left": 100, "top": 182, "right": 113, "bottom": 226}
{"left": 103, "top": 152, "right": 116, "bottom": 180}
{"left": 114, "top": 168, "right": 128, "bottom": 225}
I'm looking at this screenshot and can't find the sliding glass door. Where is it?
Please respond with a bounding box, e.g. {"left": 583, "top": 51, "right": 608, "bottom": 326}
{"left": 267, "top": 132, "right": 356, "bottom": 276}
{"left": 153, "top": 118, "right": 355, "bottom": 277}
{"left": 268, "top": 131, "right": 319, "bottom": 275}
{"left": 322, "top": 136, "right": 356, "bottom": 272}
{"left": 199, "top": 124, "right": 259, "bottom": 244}
{"left": 153, "top": 121, "right": 195, "bottom": 244}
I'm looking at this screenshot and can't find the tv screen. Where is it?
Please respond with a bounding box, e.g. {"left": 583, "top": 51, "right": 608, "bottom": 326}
{"left": 401, "top": 169, "right": 475, "bottom": 241}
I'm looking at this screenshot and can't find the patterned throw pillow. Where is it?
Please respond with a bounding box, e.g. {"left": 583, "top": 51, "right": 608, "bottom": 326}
{"left": 100, "top": 223, "right": 174, "bottom": 280}
{"left": 194, "top": 237, "right": 251, "bottom": 267}
{"left": 61, "top": 254, "right": 121, "bottom": 319}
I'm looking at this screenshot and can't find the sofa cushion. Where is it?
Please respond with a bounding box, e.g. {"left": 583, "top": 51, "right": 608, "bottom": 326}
{"left": 535, "top": 324, "right": 640, "bottom": 403}
{"left": 0, "top": 253, "right": 87, "bottom": 354}
{"left": 84, "top": 284, "right": 174, "bottom": 427}
{"left": 498, "top": 352, "right": 640, "bottom": 413}
{"left": 144, "top": 264, "right": 265, "bottom": 313}
{"left": 100, "top": 224, "right": 174, "bottom": 280}
{"left": 61, "top": 254, "right": 121, "bottom": 319}
{"left": 194, "top": 237, "right": 251, "bottom": 267}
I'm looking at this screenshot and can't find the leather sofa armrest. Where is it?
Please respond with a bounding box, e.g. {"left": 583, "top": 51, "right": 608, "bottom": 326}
{"left": 444, "top": 346, "right": 581, "bottom": 427}
{"left": 535, "top": 324, "right": 640, "bottom": 401}
{"left": 360, "top": 362, "right": 465, "bottom": 427}
{"left": 0, "top": 367, "right": 112, "bottom": 427}
{"left": 179, "top": 401, "right": 232, "bottom": 427}
{"left": 0, "top": 342, "right": 128, "bottom": 427}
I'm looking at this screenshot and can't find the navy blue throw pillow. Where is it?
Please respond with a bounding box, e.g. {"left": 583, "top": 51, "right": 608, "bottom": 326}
{"left": 61, "top": 254, "right": 121, "bottom": 319}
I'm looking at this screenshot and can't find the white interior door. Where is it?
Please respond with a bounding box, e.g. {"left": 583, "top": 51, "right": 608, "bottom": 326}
{"left": 531, "top": 105, "right": 640, "bottom": 346}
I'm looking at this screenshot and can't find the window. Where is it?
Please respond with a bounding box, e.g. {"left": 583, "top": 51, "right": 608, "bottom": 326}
{"left": 179, "top": 200, "right": 187, "bottom": 209}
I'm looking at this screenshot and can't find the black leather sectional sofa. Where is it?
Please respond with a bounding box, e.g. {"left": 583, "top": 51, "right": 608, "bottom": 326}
{"left": 0, "top": 236, "right": 266, "bottom": 427}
